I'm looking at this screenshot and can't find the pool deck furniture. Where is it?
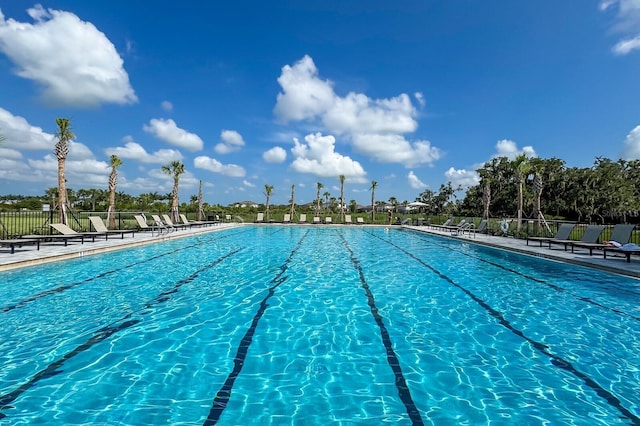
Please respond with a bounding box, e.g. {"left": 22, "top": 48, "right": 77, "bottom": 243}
{"left": 0, "top": 238, "right": 40, "bottom": 254}
{"left": 602, "top": 242, "right": 640, "bottom": 263}
{"left": 548, "top": 225, "right": 605, "bottom": 252}
{"left": 298, "top": 214, "right": 307, "bottom": 224}
{"left": 345, "top": 215, "right": 352, "bottom": 224}
{"left": 313, "top": 216, "right": 321, "bottom": 224}
{"left": 526, "top": 223, "right": 575, "bottom": 247}
{"left": 134, "top": 214, "right": 165, "bottom": 233}
{"left": 88, "top": 216, "right": 136, "bottom": 239}
{"left": 256, "top": 212, "right": 264, "bottom": 223}
{"left": 161, "top": 214, "right": 189, "bottom": 230}
{"left": 430, "top": 218, "right": 453, "bottom": 230}
{"left": 356, "top": 217, "right": 365, "bottom": 225}
{"left": 50, "top": 223, "right": 108, "bottom": 242}
{"left": 283, "top": 214, "right": 291, "bottom": 223}
{"left": 325, "top": 217, "right": 332, "bottom": 224}
{"left": 179, "top": 214, "right": 209, "bottom": 228}
{"left": 570, "top": 224, "right": 637, "bottom": 256}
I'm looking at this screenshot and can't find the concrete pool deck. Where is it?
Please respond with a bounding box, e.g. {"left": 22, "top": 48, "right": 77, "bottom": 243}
{"left": 1, "top": 223, "right": 640, "bottom": 279}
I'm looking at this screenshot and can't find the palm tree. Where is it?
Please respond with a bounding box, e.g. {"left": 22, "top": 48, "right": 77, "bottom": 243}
{"left": 161, "top": 160, "right": 185, "bottom": 222}
{"left": 107, "top": 155, "right": 122, "bottom": 229}
{"left": 289, "top": 184, "right": 295, "bottom": 219}
{"left": 512, "top": 154, "right": 532, "bottom": 231}
{"left": 316, "top": 182, "right": 324, "bottom": 215}
{"left": 197, "top": 180, "right": 204, "bottom": 221}
{"left": 264, "top": 184, "right": 274, "bottom": 221}
{"left": 339, "top": 175, "right": 345, "bottom": 222}
{"left": 370, "top": 180, "right": 378, "bottom": 223}
{"left": 54, "top": 118, "right": 75, "bottom": 225}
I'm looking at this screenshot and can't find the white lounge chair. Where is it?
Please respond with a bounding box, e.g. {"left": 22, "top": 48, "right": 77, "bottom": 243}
{"left": 325, "top": 217, "right": 332, "bottom": 224}
{"left": 356, "top": 217, "right": 365, "bottom": 225}
{"left": 283, "top": 213, "right": 291, "bottom": 223}
{"left": 313, "top": 216, "right": 321, "bottom": 224}
{"left": 345, "top": 215, "right": 352, "bottom": 224}
{"left": 162, "top": 214, "right": 188, "bottom": 229}
{"left": 299, "top": 214, "right": 307, "bottom": 223}
{"left": 256, "top": 212, "right": 264, "bottom": 223}
{"left": 88, "top": 216, "right": 135, "bottom": 239}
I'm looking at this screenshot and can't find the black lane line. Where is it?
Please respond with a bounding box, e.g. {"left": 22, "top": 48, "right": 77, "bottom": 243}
{"left": 338, "top": 232, "right": 424, "bottom": 425}
{"left": 203, "top": 230, "right": 309, "bottom": 425}
{"left": 370, "top": 231, "right": 640, "bottom": 425}
{"left": 1, "top": 228, "right": 249, "bottom": 313}
{"left": 0, "top": 248, "right": 242, "bottom": 420}
{"left": 401, "top": 230, "right": 640, "bottom": 323}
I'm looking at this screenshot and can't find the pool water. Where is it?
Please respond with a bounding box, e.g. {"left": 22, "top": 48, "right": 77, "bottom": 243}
{"left": 0, "top": 226, "right": 639, "bottom": 425}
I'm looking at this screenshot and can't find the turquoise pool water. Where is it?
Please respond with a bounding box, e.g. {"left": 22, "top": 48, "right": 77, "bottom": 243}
{"left": 0, "top": 226, "right": 639, "bottom": 425}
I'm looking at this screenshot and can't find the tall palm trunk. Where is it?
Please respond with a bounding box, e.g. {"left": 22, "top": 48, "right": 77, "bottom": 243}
{"left": 197, "top": 180, "right": 204, "bottom": 221}
{"left": 54, "top": 118, "right": 75, "bottom": 226}
{"left": 107, "top": 155, "right": 122, "bottom": 229}
{"left": 482, "top": 182, "right": 491, "bottom": 220}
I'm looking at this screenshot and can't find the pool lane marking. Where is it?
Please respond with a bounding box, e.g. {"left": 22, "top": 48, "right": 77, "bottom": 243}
{"left": 0, "top": 248, "right": 243, "bottom": 420}
{"left": 338, "top": 232, "right": 425, "bottom": 426}
{"left": 402, "top": 230, "right": 640, "bottom": 323}
{"left": 203, "top": 229, "right": 309, "bottom": 425}
{"left": 369, "top": 231, "right": 640, "bottom": 425}
{"left": 0, "top": 228, "right": 250, "bottom": 314}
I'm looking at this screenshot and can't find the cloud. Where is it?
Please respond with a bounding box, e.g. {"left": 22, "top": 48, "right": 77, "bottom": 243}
{"left": 494, "top": 139, "right": 536, "bottom": 159}
{"left": 600, "top": 0, "right": 640, "bottom": 55}
{"left": 105, "top": 136, "right": 183, "bottom": 164}
{"left": 161, "top": 101, "right": 173, "bottom": 112}
{"left": 444, "top": 167, "right": 480, "bottom": 189}
{"left": 407, "top": 171, "right": 427, "bottom": 189}
{"left": 193, "top": 156, "right": 246, "bottom": 177}
{"left": 263, "top": 146, "right": 287, "bottom": 163}
{"left": 0, "top": 107, "right": 54, "bottom": 150}
{"left": 414, "top": 92, "right": 426, "bottom": 107}
{"left": 273, "top": 55, "right": 443, "bottom": 168}
{"left": 143, "top": 118, "right": 204, "bottom": 151}
{"left": 0, "top": 5, "right": 137, "bottom": 107}
{"left": 352, "top": 133, "right": 442, "bottom": 167}
{"left": 273, "top": 55, "right": 336, "bottom": 122}
{"left": 214, "top": 130, "right": 245, "bottom": 154}
{"left": 290, "top": 133, "right": 367, "bottom": 181}
{"left": 243, "top": 180, "right": 255, "bottom": 187}
{"left": 620, "top": 125, "right": 640, "bottom": 159}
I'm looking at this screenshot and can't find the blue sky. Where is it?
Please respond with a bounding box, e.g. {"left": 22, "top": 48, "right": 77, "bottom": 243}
{"left": 0, "top": 1, "right": 639, "bottom": 207}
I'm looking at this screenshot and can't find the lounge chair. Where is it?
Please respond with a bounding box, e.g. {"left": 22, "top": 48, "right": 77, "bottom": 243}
{"left": 548, "top": 225, "right": 605, "bottom": 251}
{"left": 162, "top": 214, "right": 189, "bottom": 230}
{"left": 225, "top": 214, "right": 232, "bottom": 222}
{"left": 50, "top": 223, "right": 108, "bottom": 242}
{"left": 345, "top": 215, "right": 352, "bottom": 224}
{"left": 179, "top": 214, "right": 206, "bottom": 228}
{"left": 0, "top": 238, "right": 41, "bottom": 254}
{"left": 603, "top": 242, "right": 640, "bottom": 263}
{"left": 356, "top": 217, "right": 365, "bottom": 225}
{"left": 572, "top": 224, "right": 636, "bottom": 256}
{"left": 324, "top": 217, "right": 332, "bottom": 224}
{"left": 299, "top": 214, "right": 307, "bottom": 224}
{"left": 313, "top": 216, "right": 321, "bottom": 224}
{"left": 152, "top": 215, "right": 175, "bottom": 232}
{"left": 526, "top": 223, "right": 575, "bottom": 247}
{"left": 88, "top": 216, "right": 135, "bottom": 239}
{"left": 283, "top": 214, "right": 291, "bottom": 223}
{"left": 256, "top": 212, "right": 264, "bottom": 223}
{"left": 430, "top": 218, "right": 453, "bottom": 230}
{"left": 134, "top": 214, "right": 165, "bottom": 233}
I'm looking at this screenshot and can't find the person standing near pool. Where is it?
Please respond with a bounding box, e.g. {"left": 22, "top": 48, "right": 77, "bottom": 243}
{"left": 388, "top": 210, "right": 393, "bottom": 225}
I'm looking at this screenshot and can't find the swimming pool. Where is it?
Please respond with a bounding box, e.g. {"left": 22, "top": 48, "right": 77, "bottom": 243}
{"left": 0, "top": 226, "right": 639, "bottom": 425}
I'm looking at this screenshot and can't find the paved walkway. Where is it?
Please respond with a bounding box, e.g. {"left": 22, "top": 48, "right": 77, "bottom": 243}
{"left": 2, "top": 223, "right": 639, "bottom": 279}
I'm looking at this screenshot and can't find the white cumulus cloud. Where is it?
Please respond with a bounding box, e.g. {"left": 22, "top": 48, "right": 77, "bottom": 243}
{"left": 0, "top": 107, "right": 54, "bottom": 150}
{"left": 214, "top": 130, "right": 245, "bottom": 154}
{"left": 620, "top": 125, "right": 640, "bottom": 159}
{"left": 494, "top": 139, "right": 536, "bottom": 159}
{"left": 105, "top": 136, "right": 183, "bottom": 164}
{"left": 0, "top": 5, "right": 137, "bottom": 107}
{"left": 143, "top": 118, "right": 204, "bottom": 151}
{"left": 161, "top": 101, "right": 173, "bottom": 112}
{"left": 290, "top": 133, "right": 367, "bottom": 181}
{"left": 194, "top": 156, "right": 246, "bottom": 177}
{"left": 407, "top": 171, "right": 427, "bottom": 189}
{"left": 445, "top": 167, "right": 480, "bottom": 189}
{"left": 273, "top": 55, "right": 442, "bottom": 168}
{"left": 263, "top": 146, "right": 287, "bottom": 163}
